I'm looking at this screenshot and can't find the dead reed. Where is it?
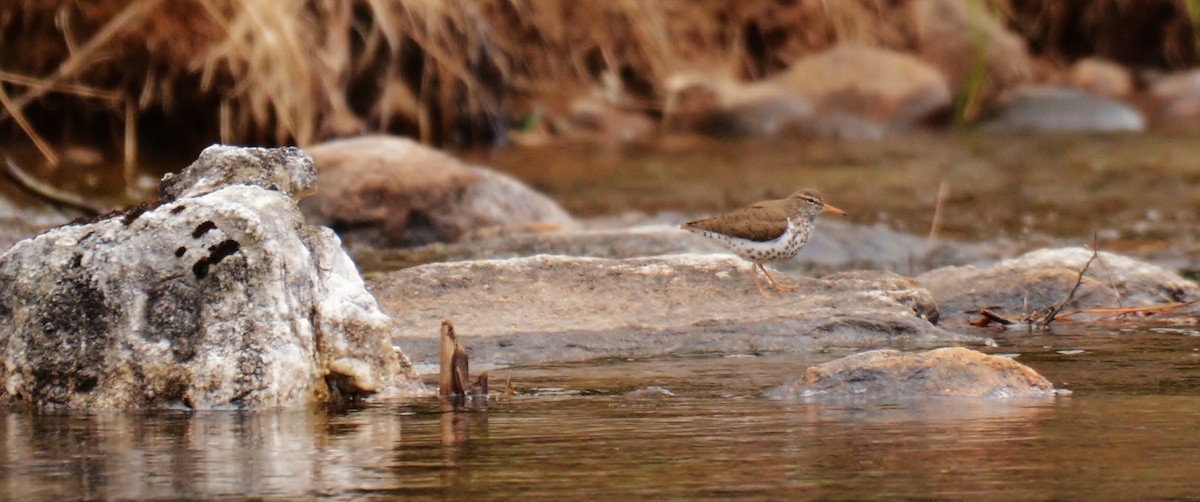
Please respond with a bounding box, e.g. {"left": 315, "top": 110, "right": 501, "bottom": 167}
{"left": 0, "top": 0, "right": 1196, "bottom": 163}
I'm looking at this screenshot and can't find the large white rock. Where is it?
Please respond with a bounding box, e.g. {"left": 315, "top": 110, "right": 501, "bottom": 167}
{"left": 0, "top": 145, "right": 420, "bottom": 409}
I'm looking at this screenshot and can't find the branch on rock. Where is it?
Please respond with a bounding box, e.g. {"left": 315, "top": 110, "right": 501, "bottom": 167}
{"left": 969, "top": 238, "right": 1193, "bottom": 328}
{"left": 1055, "top": 301, "right": 1195, "bottom": 322}
{"left": 1038, "top": 241, "right": 1099, "bottom": 326}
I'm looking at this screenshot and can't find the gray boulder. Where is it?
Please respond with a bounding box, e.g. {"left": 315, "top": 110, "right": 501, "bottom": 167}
{"left": 981, "top": 86, "right": 1145, "bottom": 133}
{"left": 766, "top": 347, "right": 1062, "bottom": 400}
{"left": 918, "top": 247, "right": 1200, "bottom": 326}
{"left": 368, "top": 254, "right": 979, "bottom": 367}
{"left": 0, "top": 145, "right": 420, "bottom": 409}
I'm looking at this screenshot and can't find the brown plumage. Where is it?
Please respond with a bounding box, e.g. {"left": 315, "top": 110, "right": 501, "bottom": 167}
{"left": 682, "top": 189, "right": 847, "bottom": 294}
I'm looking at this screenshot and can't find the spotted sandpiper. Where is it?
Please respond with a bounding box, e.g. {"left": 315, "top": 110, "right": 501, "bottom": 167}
{"left": 681, "top": 189, "right": 847, "bottom": 294}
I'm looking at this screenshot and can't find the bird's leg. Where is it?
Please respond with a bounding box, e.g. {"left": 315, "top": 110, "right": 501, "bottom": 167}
{"left": 752, "top": 262, "right": 766, "bottom": 296}
{"left": 758, "top": 264, "right": 796, "bottom": 292}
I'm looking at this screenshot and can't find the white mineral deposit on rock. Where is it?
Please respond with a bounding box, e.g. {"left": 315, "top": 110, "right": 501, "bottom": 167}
{"left": 0, "top": 145, "right": 422, "bottom": 410}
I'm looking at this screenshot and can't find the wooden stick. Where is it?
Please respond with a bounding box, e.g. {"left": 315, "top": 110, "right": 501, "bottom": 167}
{"left": 439, "top": 319, "right": 457, "bottom": 396}
{"left": 3, "top": 157, "right": 105, "bottom": 215}
{"left": 928, "top": 179, "right": 949, "bottom": 243}
{"left": 124, "top": 98, "right": 137, "bottom": 191}
{"left": 0, "top": 70, "right": 122, "bottom": 101}
{"left": 0, "top": 84, "right": 59, "bottom": 167}
{"left": 1040, "top": 240, "right": 1099, "bottom": 326}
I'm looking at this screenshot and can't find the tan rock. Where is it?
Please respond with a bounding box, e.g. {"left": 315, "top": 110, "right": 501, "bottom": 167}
{"left": 663, "top": 45, "right": 950, "bottom": 139}
{"left": 299, "top": 135, "right": 576, "bottom": 248}
{"left": 775, "top": 44, "right": 952, "bottom": 131}
{"left": 1070, "top": 58, "right": 1134, "bottom": 98}
{"left": 767, "top": 347, "right": 1062, "bottom": 400}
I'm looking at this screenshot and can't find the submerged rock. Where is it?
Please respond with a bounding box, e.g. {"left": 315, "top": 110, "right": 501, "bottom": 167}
{"left": 0, "top": 145, "right": 419, "bottom": 410}
{"left": 369, "top": 254, "right": 979, "bottom": 367}
{"left": 299, "top": 135, "right": 576, "bottom": 248}
{"left": 918, "top": 247, "right": 1200, "bottom": 326}
{"left": 766, "top": 347, "right": 1061, "bottom": 400}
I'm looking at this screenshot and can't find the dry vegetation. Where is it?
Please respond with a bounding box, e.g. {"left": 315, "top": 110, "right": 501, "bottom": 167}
{"left": 0, "top": 0, "right": 1197, "bottom": 164}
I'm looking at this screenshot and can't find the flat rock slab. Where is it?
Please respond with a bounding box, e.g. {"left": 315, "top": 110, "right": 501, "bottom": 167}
{"left": 369, "top": 254, "right": 980, "bottom": 367}
{"left": 354, "top": 220, "right": 1004, "bottom": 276}
{"left": 766, "top": 347, "right": 1062, "bottom": 400}
{"left": 918, "top": 247, "right": 1200, "bottom": 326}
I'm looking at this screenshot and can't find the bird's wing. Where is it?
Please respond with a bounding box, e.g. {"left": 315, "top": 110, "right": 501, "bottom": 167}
{"left": 683, "top": 203, "right": 788, "bottom": 242}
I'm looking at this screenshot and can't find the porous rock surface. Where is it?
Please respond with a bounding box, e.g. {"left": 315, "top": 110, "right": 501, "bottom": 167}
{"left": 368, "top": 254, "right": 979, "bottom": 366}
{"left": 766, "top": 347, "right": 1061, "bottom": 400}
{"left": 918, "top": 247, "right": 1200, "bottom": 326}
{"left": 299, "top": 135, "right": 576, "bottom": 248}
{"left": 0, "top": 145, "right": 419, "bottom": 409}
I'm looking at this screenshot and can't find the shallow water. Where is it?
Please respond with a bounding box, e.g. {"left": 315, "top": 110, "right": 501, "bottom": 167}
{"left": 5, "top": 326, "right": 1200, "bottom": 500}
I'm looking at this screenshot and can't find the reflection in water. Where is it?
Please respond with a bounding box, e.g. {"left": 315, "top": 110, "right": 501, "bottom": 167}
{"left": 1, "top": 391, "right": 1198, "bottom": 499}
{"left": 4, "top": 327, "right": 1200, "bottom": 499}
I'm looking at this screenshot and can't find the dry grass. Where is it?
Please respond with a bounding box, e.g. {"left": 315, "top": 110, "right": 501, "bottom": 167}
{"left": 0, "top": 0, "right": 1196, "bottom": 162}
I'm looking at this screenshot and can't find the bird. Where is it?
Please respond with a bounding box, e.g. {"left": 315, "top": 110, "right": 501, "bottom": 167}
{"left": 681, "top": 189, "right": 847, "bottom": 294}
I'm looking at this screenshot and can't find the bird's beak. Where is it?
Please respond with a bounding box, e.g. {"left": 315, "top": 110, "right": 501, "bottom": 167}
{"left": 822, "top": 204, "right": 848, "bottom": 216}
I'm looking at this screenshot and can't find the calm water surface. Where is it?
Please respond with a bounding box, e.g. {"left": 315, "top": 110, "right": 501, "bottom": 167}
{"left": 4, "top": 326, "right": 1200, "bottom": 500}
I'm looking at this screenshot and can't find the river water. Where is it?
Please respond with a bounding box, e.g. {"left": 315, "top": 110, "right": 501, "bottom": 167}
{"left": 3, "top": 133, "right": 1200, "bottom": 499}
{"left": 4, "top": 326, "right": 1200, "bottom": 500}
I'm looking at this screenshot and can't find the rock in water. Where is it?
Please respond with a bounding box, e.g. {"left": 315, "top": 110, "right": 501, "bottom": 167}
{"left": 918, "top": 247, "right": 1200, "bottom": 327}
{"left": 767, "top": 347, "right": 1062, "bottom": 400}
{"left": 0, "top": 145, "right": 420, "bottom": 409}
{"left": 298, "top": 135, "right": 576, "bottom": 248}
